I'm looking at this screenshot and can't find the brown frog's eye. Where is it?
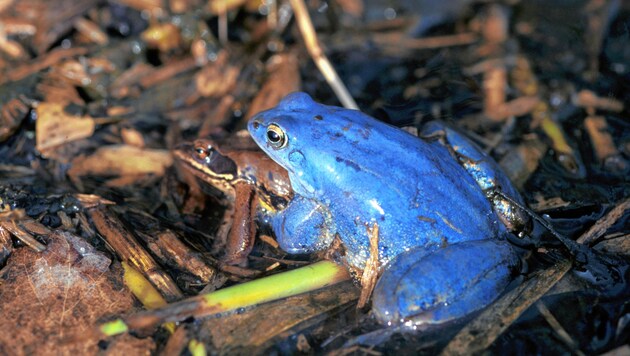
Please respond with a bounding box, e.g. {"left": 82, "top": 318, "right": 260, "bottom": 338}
{"left": 266, "top": 123, "right": 288, "bottom": 149}
{"left": 193, "top": 144, "right": 210, "bottom": 159}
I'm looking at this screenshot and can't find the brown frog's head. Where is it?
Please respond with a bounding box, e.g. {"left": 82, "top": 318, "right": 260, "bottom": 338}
{"left": 173, "top": 138, "right": 239, "bottom": 196}
{"left": 173, "top": 130, "right": 293, "bottom": 208}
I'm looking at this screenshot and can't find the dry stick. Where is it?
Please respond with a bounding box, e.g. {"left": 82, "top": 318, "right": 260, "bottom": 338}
{"left": 289, "top": 0, "right": 358, "bottom": 110}
{"left": 577, "top": 197, "right": 630, "bottom": 245}
{"left": 372, "top": 32, "right": 478, "bottom": 50}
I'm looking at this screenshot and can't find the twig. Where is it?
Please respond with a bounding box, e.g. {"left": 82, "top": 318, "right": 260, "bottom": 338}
{"left": 536, "top": 301, "right": 585, "bottom": 356}
{"left": 289, "top": 0, "right": 358, "bottom": 110}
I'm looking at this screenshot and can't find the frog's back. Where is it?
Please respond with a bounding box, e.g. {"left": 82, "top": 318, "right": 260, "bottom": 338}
{"left": 254, "top": 93, "right": 505, "bottom": 268}
{"left": 311, "top": 109, "right": 502, "bottom": 266}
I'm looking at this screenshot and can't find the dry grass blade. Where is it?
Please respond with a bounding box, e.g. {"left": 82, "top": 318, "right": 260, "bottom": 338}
{"left": 535, "top": 301, "right": 585, "bottom": 356}
{"left": 357, "top": 223, "right": 380, "bottom": 309}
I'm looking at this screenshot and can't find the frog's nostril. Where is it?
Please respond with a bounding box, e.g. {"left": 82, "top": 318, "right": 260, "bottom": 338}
{"left": 252, "top": 120, "right": 260, "bottom": 129}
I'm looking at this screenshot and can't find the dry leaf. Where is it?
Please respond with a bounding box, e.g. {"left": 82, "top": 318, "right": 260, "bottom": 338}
{"left": 0, "top": 231, "right": 152, "bottom": 354}
{"left": 67, "top": 144, "right": 173, "bottom": 178}
{"left": 35, "top": 102, "right": 95, "bottom": 153}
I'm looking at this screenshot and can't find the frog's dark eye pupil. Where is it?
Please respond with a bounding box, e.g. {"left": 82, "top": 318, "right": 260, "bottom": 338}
{"left": 267, "top": 130, "right": 280, "bottom": 142}
{"left": 266, "top": 124, "right": 287, "bottom": 149}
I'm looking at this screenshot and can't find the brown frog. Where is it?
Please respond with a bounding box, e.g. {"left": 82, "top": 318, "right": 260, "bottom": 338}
{"left": 173, "top": 130, "right": 292, "bottom": 266}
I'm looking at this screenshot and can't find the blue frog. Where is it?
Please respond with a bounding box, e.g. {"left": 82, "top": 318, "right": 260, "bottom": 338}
{"left": 248, "top": 92, "right": 529, "bottom": 326}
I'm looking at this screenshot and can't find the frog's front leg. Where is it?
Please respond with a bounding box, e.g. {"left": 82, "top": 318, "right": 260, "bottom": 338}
{"left": 222, "top": 182, "right": 258, "bottom": 266}
{"left": 271, "top": 196, "right": 334, "bottom": 254}
{"left": 372, "top": 239, "right": 519, "bottom": 326}
{"left": 420, "top": 121, "right": 530, "bottom": 234}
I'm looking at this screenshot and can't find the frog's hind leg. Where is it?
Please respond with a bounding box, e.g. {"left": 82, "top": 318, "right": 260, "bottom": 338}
{"left": 371, "top": 239, "right": 519, "bottom": 326}
{"left": 420, "top": 121, "right": 530, "bottom": 234}
{"left": 420, "top": 121, "right": 507, "bottom": 192}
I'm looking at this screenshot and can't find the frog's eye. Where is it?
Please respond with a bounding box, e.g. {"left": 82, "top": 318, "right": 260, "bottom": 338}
{"left": 194, "top": 145, "right": 210, "bottom": 159}
{"left": 266, "top": 124, "right": 288, "bottom": 149}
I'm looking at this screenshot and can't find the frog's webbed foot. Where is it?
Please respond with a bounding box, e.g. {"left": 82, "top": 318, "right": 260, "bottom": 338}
{"left": 492, "top": 190, "right": 626, "bottom": 287}
{"left": 271, "top": 196, "right": 334, "bottom": 254}
{"left": 372, "top": 239, "right": 519, "bottom": 326}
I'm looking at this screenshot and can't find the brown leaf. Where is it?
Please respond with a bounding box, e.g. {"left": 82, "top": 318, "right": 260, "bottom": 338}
{"left": 35, "top": 102, "right": 95, "bottom": 153}
{"left": 0, "top": 231, "right": 152, "bottom": 354}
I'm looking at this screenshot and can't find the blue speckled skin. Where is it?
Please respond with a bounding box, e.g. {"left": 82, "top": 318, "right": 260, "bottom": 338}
{"left": 248, "top": 92, "right": 521, "bottom": 325}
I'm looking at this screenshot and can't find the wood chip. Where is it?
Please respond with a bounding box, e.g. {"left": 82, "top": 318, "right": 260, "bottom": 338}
{"left": 1, "top": 47, "right": 88, "bottom": 85}
{"left": 74, "top": 17, "right": 108, "bottom": 45}
{"left": 0, "top": 220, "right": 46, "bottom": 252}
{"left": 35, "top": 102, "right": 95, "bottom": 154}
{"left": 141, "top": 22, "right": 181, "bottom": 52}
{"left": 207, "top": 0, "right": 248, "bottom": 15}
{"left": 194, "top": 60, "right": 239, "bottom": 98}
{"left": 121, "top": 127, "right": 146, "bottom": 148}
{"left": 483, "top": 66, "right": 507, "bottom": 121}
{"left": 89, "top": 206, "right": 184, "bottom": 302}
{"left": 584, "top": 116, "right": 628, "bottom": 172}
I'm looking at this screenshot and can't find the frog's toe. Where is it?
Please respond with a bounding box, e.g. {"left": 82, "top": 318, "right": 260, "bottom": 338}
{"left": 372, "top": 239, "right": 519, "bottom": 326}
